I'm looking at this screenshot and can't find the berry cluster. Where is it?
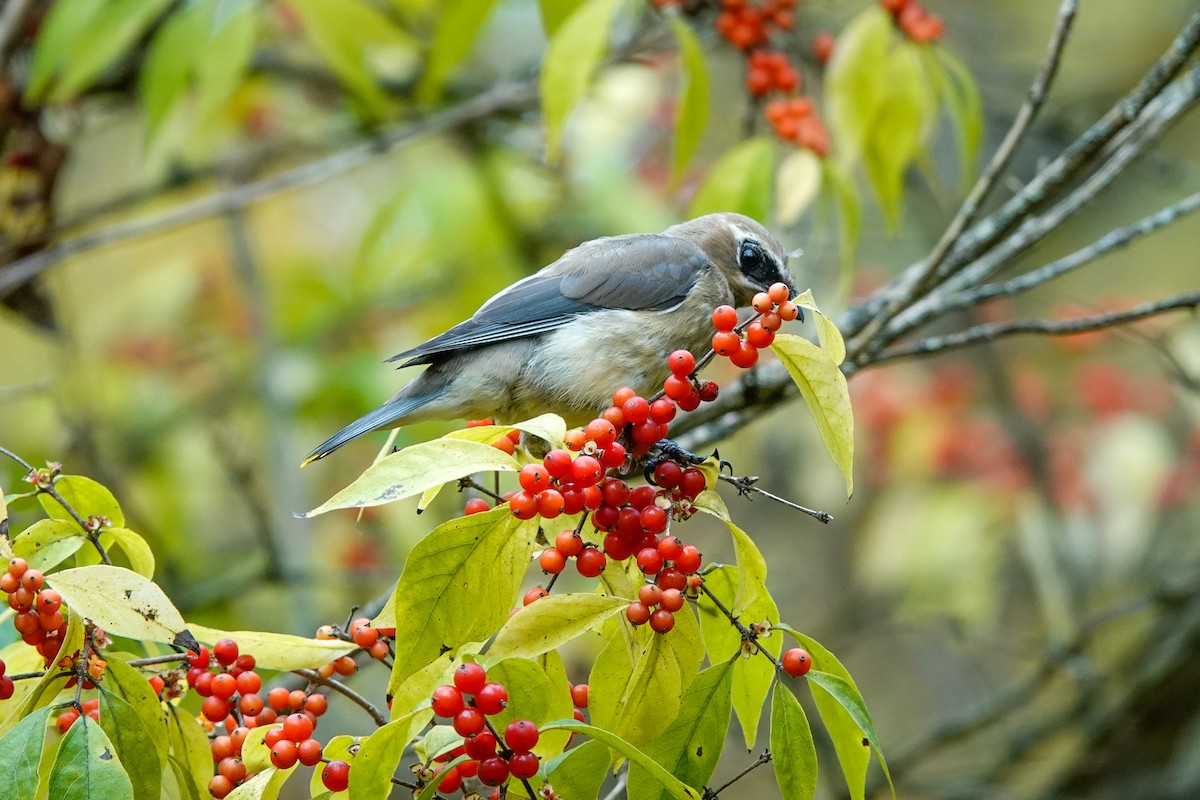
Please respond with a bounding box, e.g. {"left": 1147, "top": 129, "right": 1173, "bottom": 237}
{"left": 711, "top": 282, "right": 800, "bottom": 368}
{"left": 882, "top": 0, "right": 944, "bottom": 43}
{"left": 715, "top": 0, "right": 795, "bottom": 51}
{"left": 745, "top": 49, "right": 801, "bottom": 98}
{"left": 316, "top": 616, "right": 394, "bottom": 662}
{"left": 54, "top": 697, "right": 100, "bottom": 733}
{"left": 764, "top": 97, "right": 830, "bottom": 156}
{"left": 3, "top": 557, "right": 68, "bottom": 665}
{"left": 427, "top": 663, "right": 543, "bottom": 794}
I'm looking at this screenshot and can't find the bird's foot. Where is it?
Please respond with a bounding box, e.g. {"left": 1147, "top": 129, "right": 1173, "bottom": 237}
{"left": 644, "top": 439, "right": 732, "bottom": 477}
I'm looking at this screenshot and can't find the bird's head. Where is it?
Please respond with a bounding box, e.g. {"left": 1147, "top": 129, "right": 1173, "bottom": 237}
{"left": 668, "top": 213, "right": 797, "bottom": 307}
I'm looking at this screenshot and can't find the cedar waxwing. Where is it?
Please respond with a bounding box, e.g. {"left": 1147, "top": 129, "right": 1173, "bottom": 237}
{"left": 303, "top": 212, "right": 795, "bottom": 464}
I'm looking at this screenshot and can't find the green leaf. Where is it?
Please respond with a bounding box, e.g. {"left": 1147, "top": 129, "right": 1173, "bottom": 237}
{"left": 383, "top": 508, "right": 539, "bottom": 690}
{"left": 775, "top": 148, "right": 823, "bottom": 226}
{"left": 98, "top": 691, "right": 162, "bottom": 800}
{"left": 26, "top": 0, "right": 107, "bottom": 100}
{"left": 139, "top": 3, "right": 206, "bottom": 138}
{"left": 542, "top": 739, "right": 609, "bottom": 800}
{"left": 38, "top": 476, "right": 124, "bottom": 527}
{"left": 665, "top": 13, "right": 709, "bottom": 181}
{"left": 101, "top": 658, "right": 169, "bottom": 767}
{"left": 105, "top": 528, "right": 155, "bottom": 578}
{"left": 627, "top": 660, "right": 733, "bottom": 800}
{"left": 0, "top": 611, "right": 82, "bottom": 736}
{"left": 289, "top": 0, "right": 413, "bottom": 117}
{"left": 240, "top": 725, "right": 281, "bottom": 775}
{"left": 694, "top": 566, "right": 779, "bottom": 749}
{"left": 542, "top": 720, "right": 701, "bottom": 799}
{"left": 934, "top": 47, "right": 983, "bottom": 190}
{"left": 309, "top": 735, "right": 355, "bottom": 798}
{"left": 49, "top": 0, "right": 173, "bottom": 103}
{"left": 825, "top": 6, "right": 892, "bottom": 166}
{"left": 540, "top": 0, "right": 626, "bottom": 161}
{"left": 0, "top": 706, "right": 54, "bottom": 800}
{"left": 12, "top": 519, "right": 85, "bottom": 571}
{"left": 770, "top": 333, "right": 854, "bottom": 497}
{"left": 863, "top": 41, "right": 937, "bottom": 230}
{"left": 791, "top": 289, "right": 847, "bottom": 366}
{"left": 687, "top": 137, "right": 774, "bottom": 222}
{"left": 770, "top": 683, "right": 818, "bottom": 800}
{"left": 188, "top": 625, "right": 355, "bottom": 671}
{"left": 822, "top": 159, "right": 861, "bottom": 275}
{"left": 443, "top": 413, "right": 568, "bottom": 450}
{"left": 385, "top": 649, "right": 460, "bottom": 719}
{"left": 483, "top": 657, "right": 574, "bottom": 757}
{"left": 166, "top": 708, "right": 213, "bottom": 799}
{"left": 728, "top": 521, "right": 767, "bottom": 618}
{"left": 537, "top": 0, "right": 586, "bottom": 36}
{"left": 775, "top": 626, "right": 891, "bottom": 800}
{"left": 46, "top": 565, "right": 189, "bottom": 647}
{"left": 195, "top": 0, "right": 259, "bottom": 119}
{"left": 227, "top": 766, "right": 293, "bottom": 800}
{"left": 48, "top": 717, "right": 134, "bottom": 800}
{"left": 300, "top": 439, "right": 520, "bottom": 516}
{"left": 489, "top": 593, "right": 628, "bottom": 660}
{"left": 418, "top": 0, "right": 500, "bottom": 103}
{"left": 348, "top": 712, "right": 424, "bottom": 799}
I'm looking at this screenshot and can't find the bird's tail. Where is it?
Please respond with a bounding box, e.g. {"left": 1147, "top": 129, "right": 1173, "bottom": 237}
{"left": 301, "top": 395, "right": 431, "bottom": 466}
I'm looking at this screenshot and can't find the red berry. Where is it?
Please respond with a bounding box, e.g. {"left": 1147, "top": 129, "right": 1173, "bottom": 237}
{"left": 555, "top": 530, "right": 583, "bottom": 557}
{"left": 699, "top": 381, "right": 719, "bottom": 402}
{"left": 730, "top": 339, "right": 760, "bottom": 368}
{"left": 475, "top": 682, "right": 508, "bottom": 715}
{"left": 478, "top": 756, "right": 510, "bottom": 787}
{"left": 679, "top": 468, "right": 707, "bottom": 499}
{"left": 649, "top": 609, "right": 676, "bottom": 633}
{"left": 454, "top": 707, "right": 487, "bottom": 736}
{"left": 464, "top": 497, "right": 491, "bottom": 515}
{"left": 282, "top": 712, "right": 314, "bottom": 742}
{"left": 508, "top": 491, "right": 538, "bottom": 519}
{"left": 751, "top": 292, "right": 773, "bottom": 313}
{"left": 270, "top": 739, "right": 298, "bottom": 769}
{"left": 600, "top": 441, "right": 627, "bottom": 469}
{"left": 570, "top": 455, "right": 603, "bottom": 486}
{"left": 235, "top": 670, "right": 262, "bottom": 696}
{"left": 535, "top": 489, "right": 565, "bottom": 519}
{"left": 202, "top": 696, "right": 230, "bottom": 723}
{"left": 657, "top": 568, "right": 687, "bottom": 591}
{"left": 186, "top": 645, "right": 210, "bottom": 669}
{"left": 542, "top": 449, "right": 573, "bottom": 478}
{"left": 660, "top": 588, "right": 686, "bottom": 612}
{"left": 304, "top": 693, "right": 328, "bottom": 717}
{"left": 601, "top": 478, "right": 630, "bottom": 507}
{"left": 636, "top": 548, "right": 664, "bottom": 575}
{"left": 267, "top": 687, "right": 291, "bottom": 711}
{"left": 453, "top": 662, "right": 487, "bottom": 695}
{"left": 523, "top": 587, "right": 549, "bottom": 606}
{"left": 218, "top": 756, "right": 246, "bottom": 784}
{"left": 539, "top": 548, "right": 566, "bottom": 574}
{"left": 626, "top": 602, "right": 651, "bottom": 625}
{"left": 712, "top": 330, "right": 741, "bottom": 356}
{"left": 210, "top": 672, "right": 237, "bottom": 700}
{"left": 432, "top": 685, "right": 465, "bottom": 717}
{"left": 658, "top": 536, "right": 684, "bottom": 560}
{"left": 571, "top": 683, "right": 589, "bottom": 709}
{"left": 602, "top": 532, "right": 634, "bottom": 562}
{"left": 208, "top": 775, "right": 233, "bottom": 798}
{"left": 322, "top": 760, "right": 350, "bottom": 792}
{"left": 746, "top": 322, "right": 775, "bottom": 349}
{"left": 668, "top": 350, "right": 695, "bottom": 376}
{"left": 509, "top": 750, "right": 540, "bottom": 779}
{"left": 768, "top": 282, "right": 791, "bottom": 303}
{"left": 239, "top": 693, "right": 264, "bottom": 716}
{"left": 585, "top": 418, "right": 617, "bottom": 448}
{"left": 712, "top": 305, "right": 738, "bottom": 331}
{"left": 649, "top": 399, "right": 676, "bottom": 425}
{"left": 640, "top": 505, "right": 668, "bottom": 534}
{"left": 576, "top": 547, "right": 606, "bottom": 578}
{"left": 782, "top": 647, "right": 812, "bottom": 677}
{"left": 519, "top": 464, "right": 551, "bottom": 493}
{"left": 760, "top": 311, "right": 783, "bottom": 331}
{"left": 437, "top": 766, "right": 463, "bottom": 793}
{"left": 465, "top": 730, "right": 498, "bottom": 759}
{"left": 213, "top": 638, "right": 239, "bottom": 666}
{"left": 778, "top": 300, "right": 800, "bottom": 321}
{"left": 663, "top": 374, "right": 692, "bottom": 401}
{"left": 629, "top": 485, "right": 658, "bottom": 510}
{"left": 675, "top": 545, "right": 703, "bottom": 574}
{"left": 813, "top": 31, "right": 836, "bottom": 64}
{"left": 504, "top": 719, "right": 540, "bottom": 753}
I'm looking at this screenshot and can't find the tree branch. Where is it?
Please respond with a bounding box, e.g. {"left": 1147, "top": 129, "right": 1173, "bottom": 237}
{"left": 873, "top": 291, "right": 1200, "bottom": 364}
{"left": 0, "top": 80, "right": 537, "bottom": 301}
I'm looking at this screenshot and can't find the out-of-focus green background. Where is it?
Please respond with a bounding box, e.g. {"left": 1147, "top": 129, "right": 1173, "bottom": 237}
{"left": 2, "top": 1, "right": 1199, "bottom": 797}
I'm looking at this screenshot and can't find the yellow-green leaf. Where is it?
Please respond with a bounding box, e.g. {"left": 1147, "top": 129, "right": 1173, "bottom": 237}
{"left": 49, "top": 718, "right": 134, "bottom": 799}
{"left": 542, "top": 721, "right": 702, "bottom": 799}
{"left": 300, "top": 439, "right": 520, "bottom": 516}
{"left": 188, "top": 625, "right": 355, "bottom": 671}
{"left": 490, "top": 593, "right": 629, "bottom": 660}
{"left": 0, "top": 706, "right": 54, "bottom": 800}
{"left": 770, "top": 333, "right": 854, "bottom": 496}
{"left": 106, "top": 528, "right": 155, "bottom": 578}
{"left": 791, "top": 289, "right": 847, "bottom": 366}
{"left": 825, "top": 7, "right": 892, "bottom": 167}
{"left": 483, "top": 657, "right": 574, "bottom": 758}
{"left": 542, "top": 739, "right": 609, "bottom": 800}
{"left": 227, "top": 766, "right": 293, "bottom": 800}
{"left": 47, "top": 565, "right": 189, "bottom": 646}
{"left": 12, "top": 519, "right": 85, "bottom": 572}
{"left": 97, "top": 691, "right": 162, "bottom": 800}
{"left": 348, "top": 712, "right": 424, "bottom": 799}
{"left": 770, "top": 683, "right": 818, "bottom": 800}
{"left": 167, "top": 708, "right": 213, "bottom": 798}
{"left": 688, "top": 137, "right": 774, "bottom": 222}
{"left": 195, "top": 0, "right": 258, "bottom": 119}
{"left": 541, "top": 0, "right": 626, "bottom": 161}
{"left": 933, "top": 47, "right": 983, "bottom": 190}
{"left": 38, "top": 475, "right": 124, "bottom": 527}
{"left": 26, "top": 0, "right": 106, "bottom": 99}
{"left": 139, "top": 2, "right": 206, "bottom": 138}
{"left": 49, "top": 0, "right": 173, "bottom": 103}
{"left": 418, "top": 0, "right": 500, "bottom": 104}
{"left": 537, "top": 0, "right": 586, "bottom": 36}
{"left": 666, "top": 13, "right": 709, "bottom": 180}
{"left": 444, "top": 413, "right": 567, "bottom": 449}
{"left": 775, "top": 148, "right": 823, "bottom": 226}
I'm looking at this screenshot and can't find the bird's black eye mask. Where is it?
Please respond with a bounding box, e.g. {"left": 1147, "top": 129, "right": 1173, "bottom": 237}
{"left": 738, "top": 239, "right": 785, "bottom": 290}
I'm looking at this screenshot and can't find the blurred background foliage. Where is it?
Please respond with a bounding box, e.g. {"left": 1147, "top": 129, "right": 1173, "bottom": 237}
{"left": 1, "top": 0, "right": 1199, "bottom": 798}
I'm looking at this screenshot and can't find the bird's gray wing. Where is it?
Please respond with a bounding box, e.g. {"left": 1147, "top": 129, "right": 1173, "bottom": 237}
{"left": 388, "top": 234, "right": 710, "bottom": 367}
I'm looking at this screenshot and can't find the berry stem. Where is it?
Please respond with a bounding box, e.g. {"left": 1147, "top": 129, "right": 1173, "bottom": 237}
{"left": 703, "top": 749, "right": 772, "bottom": 798}
{"left": 647, "top": 312, "right": 766, "bottom": 406}
{"left": 699, "top": 583, "right": 784, "bottom": 673}
{"left": 127, "top": 652, "right": 194, "bottom": 668}
{"left": 291, "top": 668, "right": 388, "bottom": 727}
{"left": 459, "top": 476, "right": 506, "bottom": 503}
{"left": 0, "top": 448, "right": 113, "bottom": 565}
{"left": 716, "top": 473, "right": 833, "bottom": 524}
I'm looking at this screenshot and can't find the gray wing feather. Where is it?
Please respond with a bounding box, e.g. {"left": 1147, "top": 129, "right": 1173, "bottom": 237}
{"left": 388, "top": 234, "right": 709, "bottom": 367}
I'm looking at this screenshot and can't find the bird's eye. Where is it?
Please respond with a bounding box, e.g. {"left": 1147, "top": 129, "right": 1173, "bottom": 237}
{"left": 737, "top": 240, "right": 777, "bottom": 286}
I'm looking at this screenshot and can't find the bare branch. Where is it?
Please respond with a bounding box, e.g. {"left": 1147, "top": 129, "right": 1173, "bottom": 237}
{"left": 873, "top": 291, "right": 1200, "bottom": 364}
{"left": 0, "top": 81, "right": 537, "bottom": 301}
{"left": 931, "top": 189, "right": 1200, "bottom": 314}
{"left": 292, "top": 667, "right": 389, "bottom": 727}
{"left": 849, "top": 0, "right": 1079, "bottom": 351}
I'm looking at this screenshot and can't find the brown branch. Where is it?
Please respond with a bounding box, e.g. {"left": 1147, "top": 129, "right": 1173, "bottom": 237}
{"left": 0, "top": 81, "right": 537, "bottom": 301}
{"left": 705, "top": 750, "right": 773, "bottom": 798}
{"left": 292, "top": 668, "right": 389, "bottom": 727}
{"left": 873, "top": 291, "right": 1200, "bottom": 365}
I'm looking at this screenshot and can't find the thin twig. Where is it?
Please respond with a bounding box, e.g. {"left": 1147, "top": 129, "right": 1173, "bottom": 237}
{"left": 849, "top": 0, "right": 1079, "bottom": 353}
{"left": 459, "top": 477, "right": 506, "bottom": 504}
{"left": 717, "top": 473, "right": 833, "bottom": 524}
{"left": 292, "top": 668, "right": 389, "bottom": 727}
{"left": 705, "top": 750, "right": 773, "bottom": 798}
{"left": 700, "top": 583, "right": 784, "bottom": 672}
{"left": 874, "top": 291, "right": 1200, "bottom": 364}
{"left": 928, "top": 189, "right": 1200, "bottom": 316}
{"left": 127, "top": 653, "right": 192, "bottom": 668}
{"left": 0, "top": 81, "right": 537, "bottom": 300}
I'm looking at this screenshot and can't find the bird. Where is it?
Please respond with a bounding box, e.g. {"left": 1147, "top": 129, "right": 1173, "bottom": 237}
{"left": 303, "top": 212, "right": 795, "bottom": 465}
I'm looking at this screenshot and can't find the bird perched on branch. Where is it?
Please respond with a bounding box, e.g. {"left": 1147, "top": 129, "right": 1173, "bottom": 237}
{"left": 303, "top": 212, "right": 795, "bottom": 465}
